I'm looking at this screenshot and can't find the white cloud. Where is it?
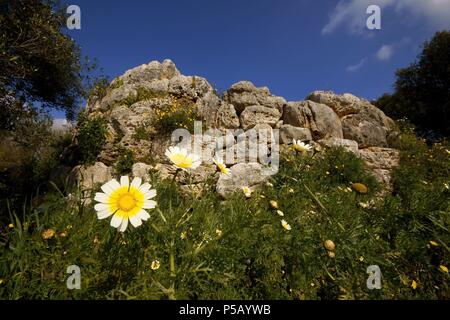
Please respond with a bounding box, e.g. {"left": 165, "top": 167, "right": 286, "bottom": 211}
{"left": 376, "top": 45, "right": 394, "bottom": 60}
{"left": 346, "top": 58, "right": 368, "bottom": 72}
{"left": 375, "top": 38, "right": 411, "bottom": 61}
{"left": 52, "top": 118, "right": 70, "bottom": 131}
{"left": 322, "top": 0, "right": 450, "bottom": 35}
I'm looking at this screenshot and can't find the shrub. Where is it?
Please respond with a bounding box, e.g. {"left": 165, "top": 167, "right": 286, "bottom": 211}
{"left": 76, "top": 113, "right": 107, "bottom": 165}
{"left": 153, "top": 97, "right": 198, "bottom": 134}
{"left": 115, "top": 150, "right": 135, "bottom": 175}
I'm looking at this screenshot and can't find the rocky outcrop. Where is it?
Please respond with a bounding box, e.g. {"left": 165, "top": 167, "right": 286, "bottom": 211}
{"left": 283, "top": 101, "right": 343, "bottom": 140}
{"left": 73, "top": 59, "right": 400, "bottom": 197}
{"left": 224, "top": 81, "right": 286, "bottom": 114}
{"left": 70, "top": 162, "right": 113, "bottom": 191}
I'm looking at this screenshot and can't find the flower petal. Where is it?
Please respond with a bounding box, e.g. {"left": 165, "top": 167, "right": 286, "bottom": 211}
{"left": 110, "top": 214, "right": 123, "bottom": 228}
{"left": 94, "top": 193, "right": 110, "bottom": 204}
{"left": 119, "top": 218, "right": 129, "bottom": 233}
{"left": 97, "top": 210, "right": 114, "bottom": 220}
{"left": 144, "top": 189, "right": 157, "bottom": 200}
{"left": 120, "top": 176, "right": 130, "bottom": 188}
{"left": 129, "top": 215, "right": 142, "bottom": 228}
{"left": 108, "top": 179, "right": 121, "bottom": 190}
{"left": 94, "top": 203, "right": 110, "bottom": 212}
{"left": 143, "top": 200, "right": 157, "bottom": 209}
{"left": 140, "top": 183, "right": 152, "bottom": 193}
{"left": 101, "top": 182, "right": 115, "bottom": 195}
{"left": 137, "top": 209, "right": 150, "bottom": 221}
{"left": 131, "top": 177, "right": 142, "bottom": 189}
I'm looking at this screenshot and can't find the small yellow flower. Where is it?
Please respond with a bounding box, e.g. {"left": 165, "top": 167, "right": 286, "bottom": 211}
{"left": 444, "top": 183, "right": 449, "bottom": 190}
{"left": 358, "top": 202, "right": 370, "bottom": 209}
{"left": 242, "top": 186, "right": 252, "bottom": 198}
{"left": 42, "top": 229, "right": 55, "bottom": 240}
{"left": 324, "top": 240, "right": 336, "bottom": 251}
{"left": 411, "top": 280, "right": 418, "bottom": 290}
{"left": 180, "top": 231, "right": 188, "bottom": 240}
{"left": 277, "top": 210, "right": 285, "bottom": 217}
{"left": 439, "top": 265, "right": 449, "bottom": 273}
{"left": 166, "top": 146, "right": 201, "bottom": 171}
{"left": 288, "top": 188, "right": 295, "bottom": 194}
{"left": 8, "top": 224, "right": 14, "bottom": 229}
{"left": 429, "top": 240, "right": 439, "bottom": 247}
{"left": 281, "top": 220, "right": 292, "bottom": 231}
{"left": 215, "top": 229, "right": 223, "bottom": 237}
{"left": 213, "top": 156, "right": 231, "bottom": 176}
{"left": 292, "top": 139, "right": 312, "bottom": 153}
{"left": 270, "top": 200, "right": 279, "bottom": 210}
{"left": 358, "top": 256, "right": 364, "bottom": 262}
{"left": 151, "top": 260, "right": 161, "bottom": 271}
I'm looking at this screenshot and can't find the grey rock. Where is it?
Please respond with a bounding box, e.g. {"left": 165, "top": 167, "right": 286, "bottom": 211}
{"left": 240, "top": 105, "right": 281, "bottom": 130}
{"left": 283, "top": 101, "right": 343, "bottom": 140}
{"left": 224, "top": 81, "right": 286, "bottom": 114}
{"left": 280, "top": 125, "right": 312, "bottom": 144}
{"left": 71, "top": 162, "right": 113, "bottom": 191}
{"left": 216, "top": 163, "right": 275, "bottom": 199}
{"left": 318, "top": 137, "right": 359, "bottom": 154}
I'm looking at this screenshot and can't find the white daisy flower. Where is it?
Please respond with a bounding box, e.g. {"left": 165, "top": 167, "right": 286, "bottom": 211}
{"left": 165, "top": 146, "right": 201, "bottom": 171}
{"left": 292, "top": 139, "right": 312, "bottom": 153}
{"left": 94, "top": 176, "right": 157, "bottom": 233}
{"left": 242, "top": 186, "right": 252, "bottom": 198}
{"left": 213, "top": 156, "right": 231, "bottom": 175}
{"left": 281, "top": 219, "right": 292, "bottom": 231}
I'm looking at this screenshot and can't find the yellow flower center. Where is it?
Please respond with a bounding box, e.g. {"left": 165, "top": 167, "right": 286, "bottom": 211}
{"left": 170, "top": 153, "right": 193, "bottom": 169}
{"left": 294, "top": 145, "right": 307, "bottom": 153}
{"left": 217, "top": 163, "right": 227, "bottom": 173}
{"left": 118, "top": 194, "right": 137, "bottom": 212}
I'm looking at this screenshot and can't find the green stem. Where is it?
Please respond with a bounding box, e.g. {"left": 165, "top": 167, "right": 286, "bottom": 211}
{"left": 170, "top": 251, "right": 176, "bottom": 277}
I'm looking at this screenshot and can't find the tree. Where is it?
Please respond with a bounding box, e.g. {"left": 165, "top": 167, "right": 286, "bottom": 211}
{"left": 0, "top": 0, "right": 92, "bottom": 121}
{"left": 375, "top": 31, "right": 450, "bottom": 137}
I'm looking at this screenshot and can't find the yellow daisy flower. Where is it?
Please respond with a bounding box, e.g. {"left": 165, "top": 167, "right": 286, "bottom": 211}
{"left": 242, "top": 186, "right": 252, "bottom": 198}
{"left": 94, "top": 176, "right": 157, "bottom": 233}
{"left": 42, "top": 229, "right": 55, "bottom": 240}
{"left": 281, "top": 219, "right": 292, "bottom": 231}
{"left": 165, "top": 146, "right": 201, "bottom": 171}
{"left": 270, "top": 200, "right": 279, "bottom": 210}
{"left": 151, "top": 260, "right": 161, "bottom": 271}
{"left": 213, "top": 156, "right": 231, "bottom": 175}
{"left": 292, "top": 139, "right": 312, "bottom": 153}
{"left": 411, "top": 280, "right": 418, "bottom": 290}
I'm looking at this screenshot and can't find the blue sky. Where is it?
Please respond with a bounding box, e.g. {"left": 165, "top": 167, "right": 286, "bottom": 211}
{"left": 55, "top": 0, "right": 450, "bottom": 121}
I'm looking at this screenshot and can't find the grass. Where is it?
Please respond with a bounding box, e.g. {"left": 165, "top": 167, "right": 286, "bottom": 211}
{"left": 0, "top": 135, "right": 449, "bottom": 300}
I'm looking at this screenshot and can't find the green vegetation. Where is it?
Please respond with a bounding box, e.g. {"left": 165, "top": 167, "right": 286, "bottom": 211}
{"left": 153, "top": 97, "right": 199, "bottom": 134}
{"left": 0, "top": 0, "right": 99, "bottom": 121}
{"left": 1, "top": 133, "right": 449, "bottom": 299}
{"left": 132, "top": 124, "right": 151, "bottom": 141}
{"left": 375, "top": 31, "right": 450, "bottom": 137}
{"left": 75, "top": 113, "right": 107, "bottom": 165}
{"left": 115, "top": 150, "right": 135, "bottom": 176}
